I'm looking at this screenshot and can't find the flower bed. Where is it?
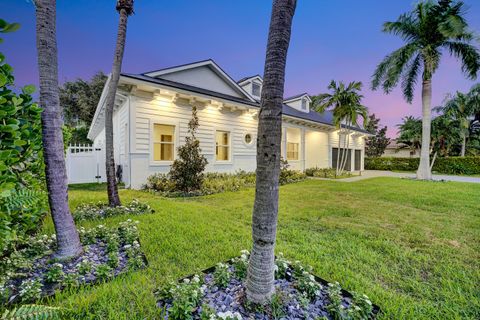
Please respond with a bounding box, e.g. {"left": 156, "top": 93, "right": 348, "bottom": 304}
{"left": 305, "top": 167, "right": 354, "bottom": 179}
{"left": 73, "top": 199, "right": 154, "bottom": 222}
{"left": 155, "top": 251, "right": 379, "bottom": 319}
{"left": 0, "top": 219, "right": 147, "bottom": 304}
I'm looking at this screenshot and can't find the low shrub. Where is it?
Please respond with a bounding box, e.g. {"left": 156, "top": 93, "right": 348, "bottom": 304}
{"left": 144, "top": 168, "right": 305, "bottom": 197}
{"left": 365, "top": 156, "right": 480, "bottom": 175}
{"left": 73, "top": 199, "right": 154, "bottom": 221}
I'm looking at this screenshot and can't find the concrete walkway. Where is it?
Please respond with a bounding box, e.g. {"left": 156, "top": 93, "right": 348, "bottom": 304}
{"left": 313, "top": 170, "right": 480, "bottom": 184}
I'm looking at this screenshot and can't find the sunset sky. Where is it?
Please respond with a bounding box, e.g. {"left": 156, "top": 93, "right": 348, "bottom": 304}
{"left": 3, "top": 0, "right": 480, "bottom": 137}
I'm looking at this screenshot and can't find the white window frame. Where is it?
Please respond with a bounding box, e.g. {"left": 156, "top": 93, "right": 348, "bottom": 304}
{"left": 242, "top": 132, "right": 255, "bottom": 147}
{"left": 214, "top": 128, "right": 232, "bottom": 164}
{"left": 285, "top": 126, "right": 301, "bottom": 162}
{"left": 149, "top": 119, "right": 179, "bottom": 166}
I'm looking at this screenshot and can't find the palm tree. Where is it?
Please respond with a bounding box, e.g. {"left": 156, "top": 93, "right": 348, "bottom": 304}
{"left": 431, "top": 113, "right": 461, "bottom": 156}
{"left": 372, "top": 0, "right": 480, "bottom": 179}
{"left": 313, "top": 81, "right": 368, "bottom": 175}
{"left": 397, "top": 116, "right": 422, "bottom": 155}
{"left": 437, "top": 91, "right": 475, "bottom": 156}
{"left": 34, "top": 0, "right": 82, "bottom": 258}
{"left": 104, "top": 0, "right": 134, "bottom": 207}
{"left": 246, "top": 0, "right": 296, "bottom": 304}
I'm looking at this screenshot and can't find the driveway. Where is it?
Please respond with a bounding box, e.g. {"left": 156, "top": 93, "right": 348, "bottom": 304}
{"left": 314, "top": 170, "right": 480, "bottom": 184}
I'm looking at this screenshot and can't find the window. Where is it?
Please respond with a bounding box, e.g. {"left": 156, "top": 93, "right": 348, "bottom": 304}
{"left": 301, "top": 99, "right": 307, "bottom": 110}
{"left": 252, "top": 82, "right": 261, "bottom": 96}
{"left": 216, "top": 130, "right": 230, "bottom": 161}
{"left": 153, "top": 124, "right": 175, "bottom": 161}
{"left": 287, "top": 142, "right": 299, "bottom": 160}
{"left": 244, "top": 133, "right": 253, "bottom": 145}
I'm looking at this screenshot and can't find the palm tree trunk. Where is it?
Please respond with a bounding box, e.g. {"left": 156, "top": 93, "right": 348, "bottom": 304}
{"left": 246, "top": 0, "right": 296, "bottom": 305}
{"left": 35, "top": 0, "right": 82, "bottom": 259}
{"left": 460, "top": 131, "right": 466, "bottom": 157}
{"left": 336, "top": 132, "right": 341, "bottom": 176}
{"left": 341, "top": 127, "right": 351, "bottom": 174}
{"left": 417, "top": 79, "right": 432, "bottom": 180}
{"left": 105, "top": 7, "right": 130, "bottom": 207}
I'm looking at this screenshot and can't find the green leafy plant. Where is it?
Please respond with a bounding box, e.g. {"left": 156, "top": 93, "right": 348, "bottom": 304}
{"left": 18, "top": 278, "right": 43, "bottom": 302}
{"left": 274, "top": 252, "right": 291, "bottom": 279}
{"left": 118, "top": 219, "right": 140, "bottom": 244}
{"left": 61, "top": 272, "right": 80, "bottom": 288}
{"left": 231, "top": 250, "right": 249, "bottom": 280}
{"left": 95, "top": 264, "right": 113, "bottom": 281}
{"left": 155, "top": 275, "right": 204, "bottom": 320}
{"left": 44, "top": 263, "right": 64, "bottom": 283}
{"left": 73, "top": 199, "right": 154, "bottom": 222}
{"left": 77, "top": 259, "right": 93, "bottom": 275}
{"left": 213, "top": 263, "right": 230, "bottom": 288}
{"left": 107, "top": 251, "right": 119, "bottom": 269}
{"left": 1, "top": 304, "right": 63, "bottom": 320}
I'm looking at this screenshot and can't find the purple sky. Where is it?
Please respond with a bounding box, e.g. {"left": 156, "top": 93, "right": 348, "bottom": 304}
{"left": 3, "top": 0, "right": 480, "bottom": 137}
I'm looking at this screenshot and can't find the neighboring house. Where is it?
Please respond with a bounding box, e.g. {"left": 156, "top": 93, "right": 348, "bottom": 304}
{"left": 87, "top": 59, "right": 370, "bottom": 189}
{"left": 381, "top": 142, "right": 420, "bottom": 158}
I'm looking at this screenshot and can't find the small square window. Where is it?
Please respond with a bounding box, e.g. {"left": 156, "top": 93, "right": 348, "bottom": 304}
{"left": 252, "top": 82, "right": 261, "bottom": 96}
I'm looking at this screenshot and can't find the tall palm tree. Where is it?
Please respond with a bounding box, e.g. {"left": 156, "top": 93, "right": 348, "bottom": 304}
{"left": 246, "top": 0, "right": 296, "bottom": 304}
{"left": 313, "top": 81, "right": 368, "bottom": 175}
{"left": 105, "top": 0, "right": 134, "bottom": 207}
{"left": 437, "top": 91, "right": 475, "bottom": 156}
{"left": 34, "top": 0, "right": 82, "bottom": 258}
{"left": 372, "top": 0, "right": 480, "bottom": 179}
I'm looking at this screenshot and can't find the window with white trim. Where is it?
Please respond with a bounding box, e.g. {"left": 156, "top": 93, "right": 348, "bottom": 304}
{"left": 216, "top": 130, "right": 230, "bottom": 161}
{"left": 286, "top": 127, "right": 301, "bottom": 161}
{"left": 153, "top": 124, "right": 175, "bottom": 161}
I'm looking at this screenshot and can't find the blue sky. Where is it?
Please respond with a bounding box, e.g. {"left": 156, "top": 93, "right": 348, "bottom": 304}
{"left": 2, "top": 0, "right": 480, "bottom": 136}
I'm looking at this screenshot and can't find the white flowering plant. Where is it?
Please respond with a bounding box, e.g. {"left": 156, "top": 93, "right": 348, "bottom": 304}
{"left": 44, "top": 263, "right": 64, "bottom": 283}
{"left": 213, "top": 263, "right": 231, "bottom": 288}
{"left": 73, "top": 199, "right": 154, "bottom": 222}
{"left": 231, "top": 249, "right": 249, "bottom": 280}
{"left": 18, "top": 278, "right": 42, "bottom": 302}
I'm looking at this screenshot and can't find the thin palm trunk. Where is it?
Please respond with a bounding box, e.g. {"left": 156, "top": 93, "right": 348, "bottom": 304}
{"left": 340, "top": 127, "right": 351, "bottom": 174}
{"left": 246, "top": 0, "right": 296, "bottom": 305}
{"left": 105, "top": 5, "right": 131, "bottom": 207}
{"left": 35, "top": 0, "right": 82, "bottom": 258}
{"left": 417, "top": 79, "right": 432, "bottom": 180}
{"left": 336, "top": 132, "right": 341, "bottom": 176}
{"left": 460, "top": 131, "right": 466, "bottom": 157}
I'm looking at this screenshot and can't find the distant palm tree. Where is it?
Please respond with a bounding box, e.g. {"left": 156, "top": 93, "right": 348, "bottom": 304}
{"left": 34, "top": 0, "right": 82, "bottom": 258}
{"left": 246, "top": 0, "right": 296, "bottom": 304}
{"left": 397, "top": 116, "right": 422, "bottom": 155}
{"left": 104, "top": 0, "right": 134, "bottom": 207}
{"left": 431, "top": 113, "right": 461, "bottom": 156}
{"left": 436, "top": 91, "right": 475, "bottom": 156}
{"left": 372, "top": 0, "right": 480, "bottom": 179}
{"left": 313, "top": 81, "right": 368, "bottom": 175}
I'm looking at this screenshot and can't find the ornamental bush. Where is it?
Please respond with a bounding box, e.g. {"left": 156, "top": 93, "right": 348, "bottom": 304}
{"left": 169, "top": 106, "right": 208, "bottom": 193}
{"left": 0, "top": 20, "right": 46, "bottom": 254}
{"left": 365, "top": 157, "right": 480, "bottom": 175}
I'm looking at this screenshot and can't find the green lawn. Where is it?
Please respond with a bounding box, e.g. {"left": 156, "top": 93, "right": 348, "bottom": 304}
{"left": 43, "top": 178, "right": 479, "bottom": 319}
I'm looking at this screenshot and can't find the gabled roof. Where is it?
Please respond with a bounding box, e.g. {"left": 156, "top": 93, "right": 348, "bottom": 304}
{"left": 143, "top": 59, "right": 256, "bottom": 103}
{"left": 121, "top": 73, "right": 259, "bottom": 107}
{"left": 284, "top": 93, "right": 312, "bottom": 103}
{"left": 238, "top": 74, "right": 263, "bottom": 85}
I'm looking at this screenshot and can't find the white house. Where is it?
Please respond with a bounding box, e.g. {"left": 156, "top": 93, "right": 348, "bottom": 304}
{"left": 87, "top": 59, "right": 370, "bottom": 189}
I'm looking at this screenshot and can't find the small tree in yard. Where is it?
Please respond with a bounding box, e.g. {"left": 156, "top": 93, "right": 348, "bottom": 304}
{"left": 169, "top": 106, "right": 208, "bottom": 193}
{"left": 365, "top": 113, "right": 390, "bottom": 157}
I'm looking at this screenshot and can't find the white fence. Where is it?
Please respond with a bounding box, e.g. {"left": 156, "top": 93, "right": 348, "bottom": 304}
{"left": 66, "top": 144, "right": 106, "bottom": 184}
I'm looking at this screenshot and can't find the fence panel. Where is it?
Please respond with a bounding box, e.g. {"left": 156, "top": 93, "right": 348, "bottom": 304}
{"left": 66, "top": 144, "right": 106, "bottom": 184}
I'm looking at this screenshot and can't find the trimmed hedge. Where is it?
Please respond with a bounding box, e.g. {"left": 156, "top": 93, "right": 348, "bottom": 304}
{"left": 365, "top": 157, "right": 480, "bottom": 175}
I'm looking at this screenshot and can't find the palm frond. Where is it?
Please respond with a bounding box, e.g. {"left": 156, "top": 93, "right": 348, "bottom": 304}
{"left": 401, "top": 53, "right": 422, "bottom": 103}
{"left": 3, "top": 189, "right": 46, "bottom": 214}
{"left": 372, "top": 43, "right": 419, "bottom": 94}
{"left": 445, "top": 41, "right": 480, "bottom": 79}
{"left": 383, "top": 13, "right": 419, "bottom": 42}
{"left": 1, "top": 304, "right": 63, "bottom": 319}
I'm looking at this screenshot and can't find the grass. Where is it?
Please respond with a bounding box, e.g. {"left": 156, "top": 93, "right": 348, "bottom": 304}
{"left": 41, "top": 178, "right": 479, "bottom": 319}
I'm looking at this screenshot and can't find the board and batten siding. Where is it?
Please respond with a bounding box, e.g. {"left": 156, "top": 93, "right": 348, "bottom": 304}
{"left": 129, "top": 94, "right": 258, "bottom": 188}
